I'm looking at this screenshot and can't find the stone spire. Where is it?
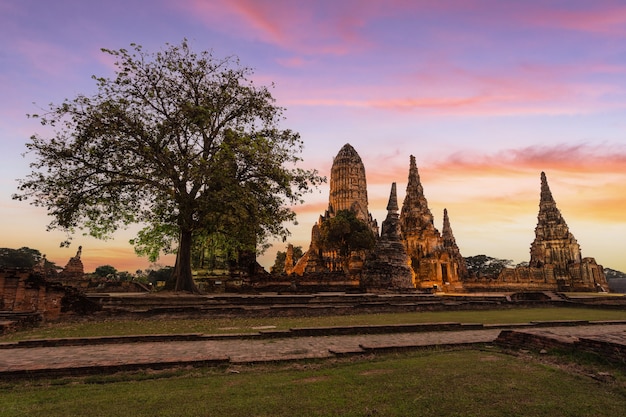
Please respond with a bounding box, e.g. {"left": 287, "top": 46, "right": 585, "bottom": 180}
{"left": 400, "top": 155, "right": 440, "bottom": 253}
{"left": 402, "top": 156, "right": 430, "bottom": 215}
{"left": 362, "top": 183, "right": 414, "bottom": 290}
{"left": 382, "top": 183, "right": 400, "bottom": 238}
{"left": 540, "top": 171, "right": 555, "bottom": 205}
{"left": 441, "top": 209, "right": 456, "bottom": 247}
{"left": 529, "top": 172, "right": 582, "bottom": 272}
{"left": 284, "top": 244, "right": 295, "bottom": 275}
{"left": 386, "top": 182, "right": 399, "bottom": 213}
{"left": 441, "top": 208, "right": 468, "bottom": 278}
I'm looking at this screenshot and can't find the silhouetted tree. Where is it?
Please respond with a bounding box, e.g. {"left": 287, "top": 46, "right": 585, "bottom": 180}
{"left": 94, "top": 264, "right": 117, "bottom": 278}
{"left": 15, "top": 40, "right": 323, "bottom": 293}
{"left": 464, "top": 255, "right": 514, "bottom": 277}
{"left": 0, "top": 247, "right": 55, "bottom": 269}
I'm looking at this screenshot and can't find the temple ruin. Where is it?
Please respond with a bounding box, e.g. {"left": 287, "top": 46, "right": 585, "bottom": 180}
{"left": 285, "top": 144, "right": 609, "bottom": 293}
{"left": 291, "top": 143, "right": 379, "bottom": 277}
{"left": 466, "top": 172, "right": 609, "bottom": 292}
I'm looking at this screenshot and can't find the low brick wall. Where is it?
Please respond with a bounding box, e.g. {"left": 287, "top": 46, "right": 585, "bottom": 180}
{"left": 495, "top": 329, "right": 626, "bottom": 366}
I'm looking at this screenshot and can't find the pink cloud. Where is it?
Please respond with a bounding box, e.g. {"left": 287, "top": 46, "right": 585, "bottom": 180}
{"left": 276, "top": 53, "right": 626, "bottom": 116}
{"left": 276, "top": 56, "right": 309, "bottom": 68}
{"left": 523, "top": 4, "right": 626, "bottom": 36}
{"left": 426, "top": 143, "right": 626, "bottom": 177}
{"left": 354, "top": 143, "right": 626, "bottom": 193}
{"left": 177, "top": 0, "right": 428, "bottom": 56}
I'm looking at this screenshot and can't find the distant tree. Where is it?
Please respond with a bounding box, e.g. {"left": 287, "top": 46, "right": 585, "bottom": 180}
{"left": 0, "top": 247, "right": 56, "bottom": 269}
{"left": 147, "top": 266, "right": 175, "bottom": 287}
{"left": 464, "top": 255, "right": 513, "bottom": 277}
{"left": 94, "top": 264, "right": 117, "bottom": 278}
{"left": 464, "top": 255, "right": 514, "bottom": 277}
{"left": 319, "top": 210, "right": 377, "bottom": 257}
{"left": 117, "top": 271, "right": 133, "bottom": 281}
{"left": 271, "top": 245, "right": 303, "bottom": 274}
{"left": 14, "top": 40, "right": 323, "bottom": 293}
{"left": 604, "top": 268, "right": 626, "bottom": 280}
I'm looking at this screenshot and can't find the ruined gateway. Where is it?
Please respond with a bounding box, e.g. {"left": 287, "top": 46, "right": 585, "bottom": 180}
{"left": 281, "top": 143, "right": 609, "bottom": 293}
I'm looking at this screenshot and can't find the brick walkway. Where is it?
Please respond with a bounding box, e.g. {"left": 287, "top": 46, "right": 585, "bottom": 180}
{"left": 1, "top": 323, "right": 625, "bottom": 378}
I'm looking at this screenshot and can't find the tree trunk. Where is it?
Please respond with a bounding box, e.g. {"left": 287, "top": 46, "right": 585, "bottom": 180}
{"left": 173, "top": 229, "right": 200, "bottom": 293}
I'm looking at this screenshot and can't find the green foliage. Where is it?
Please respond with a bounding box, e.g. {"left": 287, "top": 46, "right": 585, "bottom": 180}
{"left": 0, "top": 247, "right": 57, "bottom": 270}
{"left": 464, "top": 254, "right": 514, "bottom": 277}
{"left": 93, "top": 264, "right": 117, "bottom": 278}
{"left": 117, "top": 271, "right": 132, "bottom": 281}
{"left": 146, "top": 266, "right": 174, "bottom": 286}
{"left": 2, "top": 350, "right": 626, "bottom": 417}
{"left": 2, "top": 307, "right": 626, "bottom": 343}
{"left": 270, "top": 245, "right": 303, "bottom": 273}
{"left": 319, "top": 210, "right": 376, "bottom": 257}
{"left": 0, "top": 247, "right": 43, "bottom": 268}
{"left": 14, "top": 40, "right": 324, "bottom": 292}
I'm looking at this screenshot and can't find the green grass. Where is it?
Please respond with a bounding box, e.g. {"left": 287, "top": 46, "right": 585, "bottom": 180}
{"left": 2, "top": 307, "right": 626, "bottom": 342}
{"left": 1, "top": 349, "right": 625, "bottom": 417}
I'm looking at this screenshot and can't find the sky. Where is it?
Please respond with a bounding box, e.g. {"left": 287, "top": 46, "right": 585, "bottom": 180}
{"left": 1, "top": 0, "right": 626, "bottom": 273}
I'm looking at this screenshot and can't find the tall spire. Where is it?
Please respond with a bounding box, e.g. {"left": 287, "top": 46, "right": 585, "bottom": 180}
{"left": 441, "top": 208, "right": 468, "bottom": 278}
{"left": 382, "top": 183, "right": 401, "bottom": 239}
{"left": 386, "top": 182, "right": 399, "bottom": 212}
{"left": 540, "top": 171, "right": 556, "bottom": 207}
{"left": 405, "top": 155, "right": 425, "bottom": 204}
{"left": 400, "top": 155, "right": 436, "bottom": 232}
{"left": 441, "top": 209, "right": 454, "bottom": 244}
{"left": 362, "top": 182, "right": 414, "bottom": 290}
{"left": 529, "top": 172, "right": 582, "bottom": 271}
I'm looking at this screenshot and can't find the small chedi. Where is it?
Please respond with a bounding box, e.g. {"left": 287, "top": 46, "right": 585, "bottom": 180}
{"left": 284, "top": 143, "right": 609, "bottom": 293}
{"left": 60, "top": 246, "right": 84, "bottom": 279}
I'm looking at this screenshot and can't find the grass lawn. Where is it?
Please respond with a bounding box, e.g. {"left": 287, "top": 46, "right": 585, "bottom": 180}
{"left": 1, "top": 349, "right": 625, "bottom": 417}
{"left": 2, "top": 306, "right": 626, "bottom": 342}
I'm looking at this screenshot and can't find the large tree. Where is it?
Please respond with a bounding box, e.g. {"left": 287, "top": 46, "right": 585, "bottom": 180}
{"left": 14, "top": 41, "right": 323, "bottom": 293}
{"left": 319, "top": 210, "right": 377, "bottom": 257}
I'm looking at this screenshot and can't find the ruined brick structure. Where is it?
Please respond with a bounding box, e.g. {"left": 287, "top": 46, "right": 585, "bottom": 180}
{"left": 292, "top": 144, "right": 379, "bottom": 276}
{"left": 292, "top": 144, "right": 464, "bottom": 291}
{"left": 530, "top": 172, "right": 583, "bottom": 272}
{"left": 399, "top": 156, "right": 465, "bottom": 291}
{"left": 0, "top": 268, "right": 65, "bottom": 321}
{"left": 361, "top": 183, "right": 415, "bottom": 290}
{"left": 59, "top": 246, "right": 84, "bottom": 279}
{"left": 442, "top": 208, "right": 468, "bottom": 279}
{"left": 465, "top": 172, "right": 609, "bottom": 292}
{"left": 288, "top": 145, "right": 608, "bottom": 293}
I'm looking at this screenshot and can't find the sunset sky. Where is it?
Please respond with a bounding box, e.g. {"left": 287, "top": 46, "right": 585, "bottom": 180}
{"left": 1, "top": 0, "right": 625, "bottom": 273}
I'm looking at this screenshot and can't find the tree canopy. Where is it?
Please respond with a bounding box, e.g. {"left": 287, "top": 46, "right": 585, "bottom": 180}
{"left": 319, "top": 210, "right": 377, "bottom": 257}
{"left": 464, "top": 255, "right": 514, "bottom": 277}
{"left": 0, "top": 247, "right": 45, "bottom": 268}
{"left": 94, "top": 264, "right": 117, "bottom": 278}
{"left": 14, "top": 40, "right": 323, "bottom": 292}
